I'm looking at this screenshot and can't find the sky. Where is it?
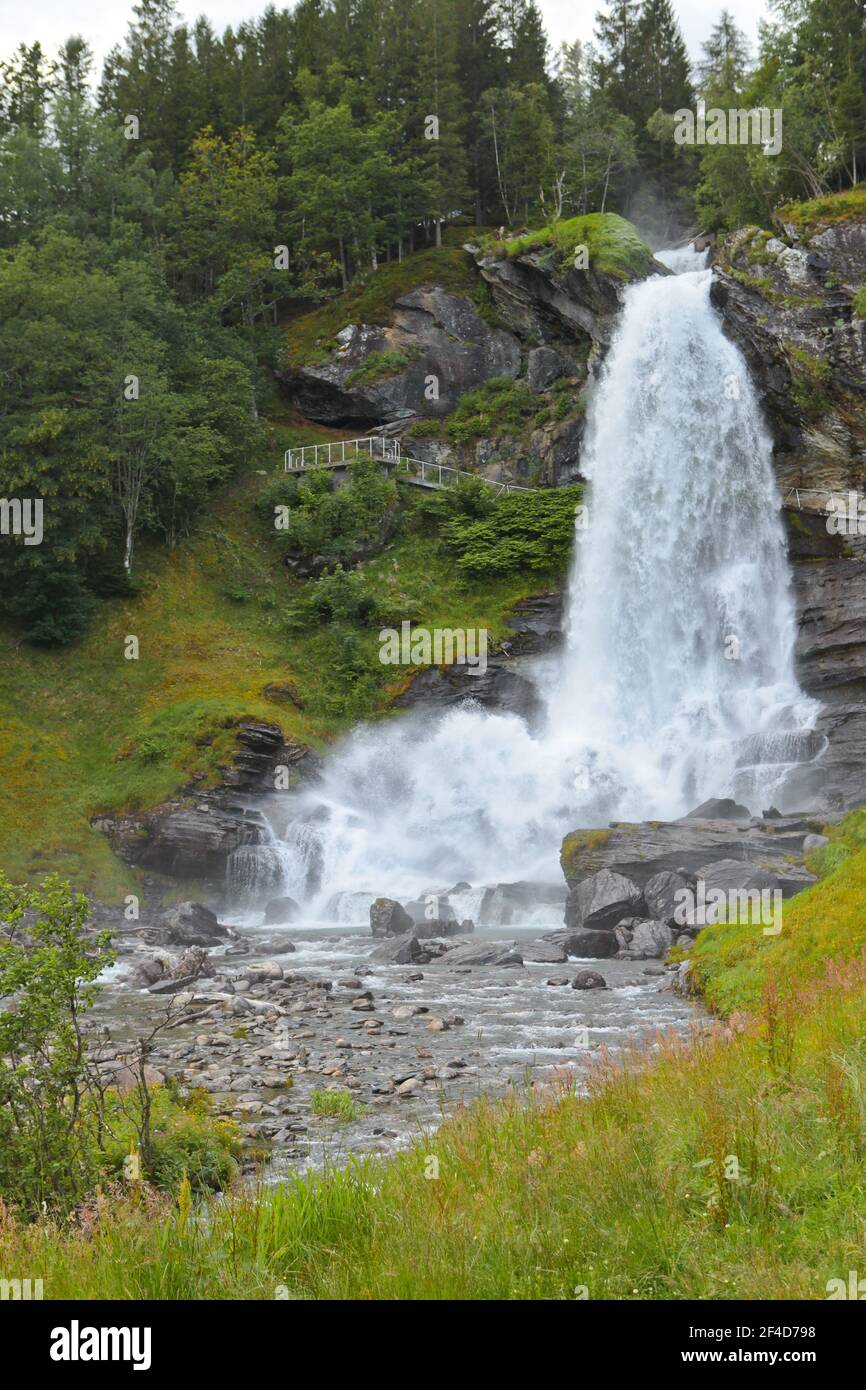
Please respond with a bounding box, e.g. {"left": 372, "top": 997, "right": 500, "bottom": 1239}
{"left": 1, "top": 1, "right": 771, "bottom": 75}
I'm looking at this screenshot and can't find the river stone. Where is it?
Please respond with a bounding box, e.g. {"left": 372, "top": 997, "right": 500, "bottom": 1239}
{"left": 161, "top": 901, "right": 230, "bottom": 946}
{"left": 441, "top": 941, "right": 524, "bottom": 968}
{"left": 616, "top": 918, "right": 673, "bottom": 960}
{"left": 263, "top": 895, "right": 300, "bottom": 924}
{"left": 370, "top": 898, "right": 414, "bottom": 937}
{"left": 564, "top": 868, "right": 645, "bottom": 932}
{"left": 371, "top": 927, "right": 430, "bottom": 964}
{"left": 561, "top": 927, "right": 619, "bottom": 959}
{"left": 571, "top": 970, "right": 607, "bottom": 990}
{"left": 521, "top": 938, "right": 568, "bottom": 963}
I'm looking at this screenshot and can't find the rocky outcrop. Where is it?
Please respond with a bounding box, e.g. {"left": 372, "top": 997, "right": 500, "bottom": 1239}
{"left": 393, "top": 591, "right": 563, "bottom": 726}
{"left": 560, "top": 815, "right": 821, "bottom": 892}
{"left": 93, "top": 721, "right": 321, "bottom": 887}
{"left": 710, "top": 219, "right": 866, "bottom": 500}
{"left": 278, "top": 286, "right": 521, "bottom": 425}
{"left": 554, "top": 812, "right": 824, "bottom": 958}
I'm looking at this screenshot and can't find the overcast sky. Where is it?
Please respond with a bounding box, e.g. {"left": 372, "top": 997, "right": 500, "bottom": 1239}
{"left": 1, "top": 1, "right": 771, "bottom": 75}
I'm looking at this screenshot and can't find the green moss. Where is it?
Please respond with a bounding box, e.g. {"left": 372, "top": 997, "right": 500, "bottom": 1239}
{"left": 560, "top": 827, "right": 612, "bottom": 881}
{"left": 853, "top": 287, "right": 866, "bottom": 318}
{"left": 776, "top": 186, "right": 866, "bottom": 236}
{"left": 283, "top": 247, "right": 481, "bottom": 369}
{"left": 785, "top": 343, "right": 833, "bottom": 419}
{"left": 483, "top": 213, "right": 656, "bottom": 282}
{"left": 346, "top": 348, "right": 419, "bottom": 387}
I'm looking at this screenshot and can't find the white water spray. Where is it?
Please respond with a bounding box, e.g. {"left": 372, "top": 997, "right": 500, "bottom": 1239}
{"left": 239, "top": 253, "right": 820, "bottom": 915}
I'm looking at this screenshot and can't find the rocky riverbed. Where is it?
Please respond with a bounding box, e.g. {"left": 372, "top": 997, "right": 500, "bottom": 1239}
{"left": 90, "top": 913, "right": 700, "bottom": 1178}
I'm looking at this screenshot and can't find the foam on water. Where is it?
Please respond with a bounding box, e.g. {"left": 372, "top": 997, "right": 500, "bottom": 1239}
{"left": 234, "top": 249, "right": 819, "bottom": 917}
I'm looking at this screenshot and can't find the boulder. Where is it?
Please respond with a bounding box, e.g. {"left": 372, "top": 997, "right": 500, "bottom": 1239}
{"left": 371, "top": 927, "right": 433, "bottom": 965}
{"left": 263, "top": 896, "right": 300, "bottom": 925}
{"left": 560, "top": 928, "right": 618, "bottom": 959}
{"left": 643, "top": 870, "right": 691, "bottom": 926}
{"left": 571, "top": 970, "right": 607, "bottom": 990}
{"left": 441, "top": 940, "right": 524, "bottom": 968}
{"left": 684, "top": 797, "right": 751, "bottom": 820}
{"left": 171, "top": 946, "right": 213, "bottom": 979}
{"left": 564, "top": 868, "right": 645, "bottom": 932}
{"left": 521, "top": 939, "right": 568, "bottom": 964}
{"left": 370, "top": 898, "right": 414, "bottom": 937}
{"left": 161, "top": 901, "right": 230, "bottom": 946}
{"left": 615, "top": 918, "right": 673, "bottom": 960}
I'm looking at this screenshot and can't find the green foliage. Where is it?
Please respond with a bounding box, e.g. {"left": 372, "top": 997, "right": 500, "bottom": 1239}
{"left": 440, "top": 485, "right": 583, "bottom": 576}
{"left": 101, "top": 1086, "right": 239, "bottom": 1196}
{"left": 0, "top": 873, "right": 113, "bottom": 1216}
{"left": 489, "top": 213, "right": 656, "bottom": 281}
{"left": 444, "top": 376, "right": 544, "bottom": 445}
{"left": 853, "top": 287, "right": 866, "bottom": 318}
{"left": 0, "top": 227, "right": 262, "bottom": 641}
{"left": 346, "top": 348, "right": 419, "bottom": 387}
{"left": 310, "top": 1087, "right": 366, "bottom": 1121}
{"left": 289, "top": 566, "right": 379, "bottom": 629}
{"left": 264, "top": 456, "right": 399, "bottom": 572}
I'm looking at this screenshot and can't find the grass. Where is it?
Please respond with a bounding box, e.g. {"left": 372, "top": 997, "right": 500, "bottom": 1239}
{"left": 854, "top": 287, "right": 866, "bottom": 318}
{"left": 776, "top": 186, "right": 866, "bottom": 236}
{"left": 3, "top": 807, "right": 866, "bottom": 1298}
{"left": 310, "top": 1088, "right": 366, "bottom": 1122}
{"left": 281, "top": 246, "right": 491, "bottom": 369}
{"left": 482, "top": 213, "right": 657, "bottom": 282}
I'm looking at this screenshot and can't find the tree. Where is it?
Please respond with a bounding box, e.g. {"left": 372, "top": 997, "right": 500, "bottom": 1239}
{"left": 0, "top": 873, "right": 113, "bottom": 1216}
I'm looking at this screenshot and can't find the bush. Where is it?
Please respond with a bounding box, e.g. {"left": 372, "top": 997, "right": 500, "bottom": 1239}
{"left": 0, "top": 874, "right": 113, "bottom": 1216}
{"left": 261, "top": 456, "right": 398, "bottom": 571}
{"left": 439, "top": 485, "right": 583, "bottom": 576}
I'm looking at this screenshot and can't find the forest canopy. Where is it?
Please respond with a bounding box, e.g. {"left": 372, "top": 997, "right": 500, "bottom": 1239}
{"left": 1, "top": 0, "right": 864, "bottom": 640}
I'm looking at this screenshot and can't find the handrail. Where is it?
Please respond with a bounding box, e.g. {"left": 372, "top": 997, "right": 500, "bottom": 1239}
{"left": 285, "top": 434, "right": 532, "bottom": 493}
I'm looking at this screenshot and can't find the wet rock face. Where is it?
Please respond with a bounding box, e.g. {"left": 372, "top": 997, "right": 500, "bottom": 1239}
{"left": 710, "top": 221, "right": 866, "bottom": 500}
{"left": 555, "top": 814, "right": 826, "bottom": 958}
{"left": 92, "top": 722, "right": 322, "bottom": 888}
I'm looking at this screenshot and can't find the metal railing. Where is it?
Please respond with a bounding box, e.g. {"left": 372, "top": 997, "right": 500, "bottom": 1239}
{"left": 285, "top": 434, "right": 532, "bottom": 493}
{"left": 784, "top": 486, "right": 862, "bottom": 514}
{"left": 285, "top": 436, "right": 400, "bottom": 470}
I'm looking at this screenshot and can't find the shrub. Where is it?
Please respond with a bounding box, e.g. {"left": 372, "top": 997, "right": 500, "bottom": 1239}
{"left": 0, "top": 874, "right": 113, "bottom": 1216}
{"left": 439, "top": 485, "right": 583, "bottom": 576}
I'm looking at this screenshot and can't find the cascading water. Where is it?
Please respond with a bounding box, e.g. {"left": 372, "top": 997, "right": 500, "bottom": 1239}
{"left": 243, "top": 249, "right": 821, "bottom": 919}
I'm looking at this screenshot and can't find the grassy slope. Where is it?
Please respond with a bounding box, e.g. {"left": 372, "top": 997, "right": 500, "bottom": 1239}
{"left": 482, "top": 213, "right": 657, "bottom": 281}
{"left": 0, "top": 408, "right": 556, "bottom": 897}
{"left": 3, "top": 812, "right": 865, "bottom": 1299}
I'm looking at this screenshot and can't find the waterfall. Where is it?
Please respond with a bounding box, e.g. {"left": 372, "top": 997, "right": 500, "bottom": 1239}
{"left": 240, "top": 251, "right": 820, "bottom": 916}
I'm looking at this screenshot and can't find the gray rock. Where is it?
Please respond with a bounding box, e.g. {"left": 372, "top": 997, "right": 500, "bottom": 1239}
{"left": 564, "top": 868, "right": 645, "bottom": 932}
{"left": 521, "top": 939, "right": 568, "bottom": 963}
{"left": 643, "top": 869, "right": 691, "bottom": 925}
{"left": 370, "top": 898, "right": 414, "bottom": 938}
{"left": 263, "top": 896, "right": 300, "bottom": 925}
{"left": 441, "top": 941, "right": 524, "bottom": 968}
{"left": 526, "top": 346, "right": 572, "bottom": 393}
{"left": 615, "top": 918, "right": 673, "bottom": 960}
{"left": 571, "top": 970, "right": 607, "bottom": 990}
{"left": 161, "top": 901, "right": 230, "bottom": 947}
{"left": 559, "top": 927, "right": 619, "bottom": 959}
{"left": 685, "top": 797, "right": 751, "bottom": 820}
